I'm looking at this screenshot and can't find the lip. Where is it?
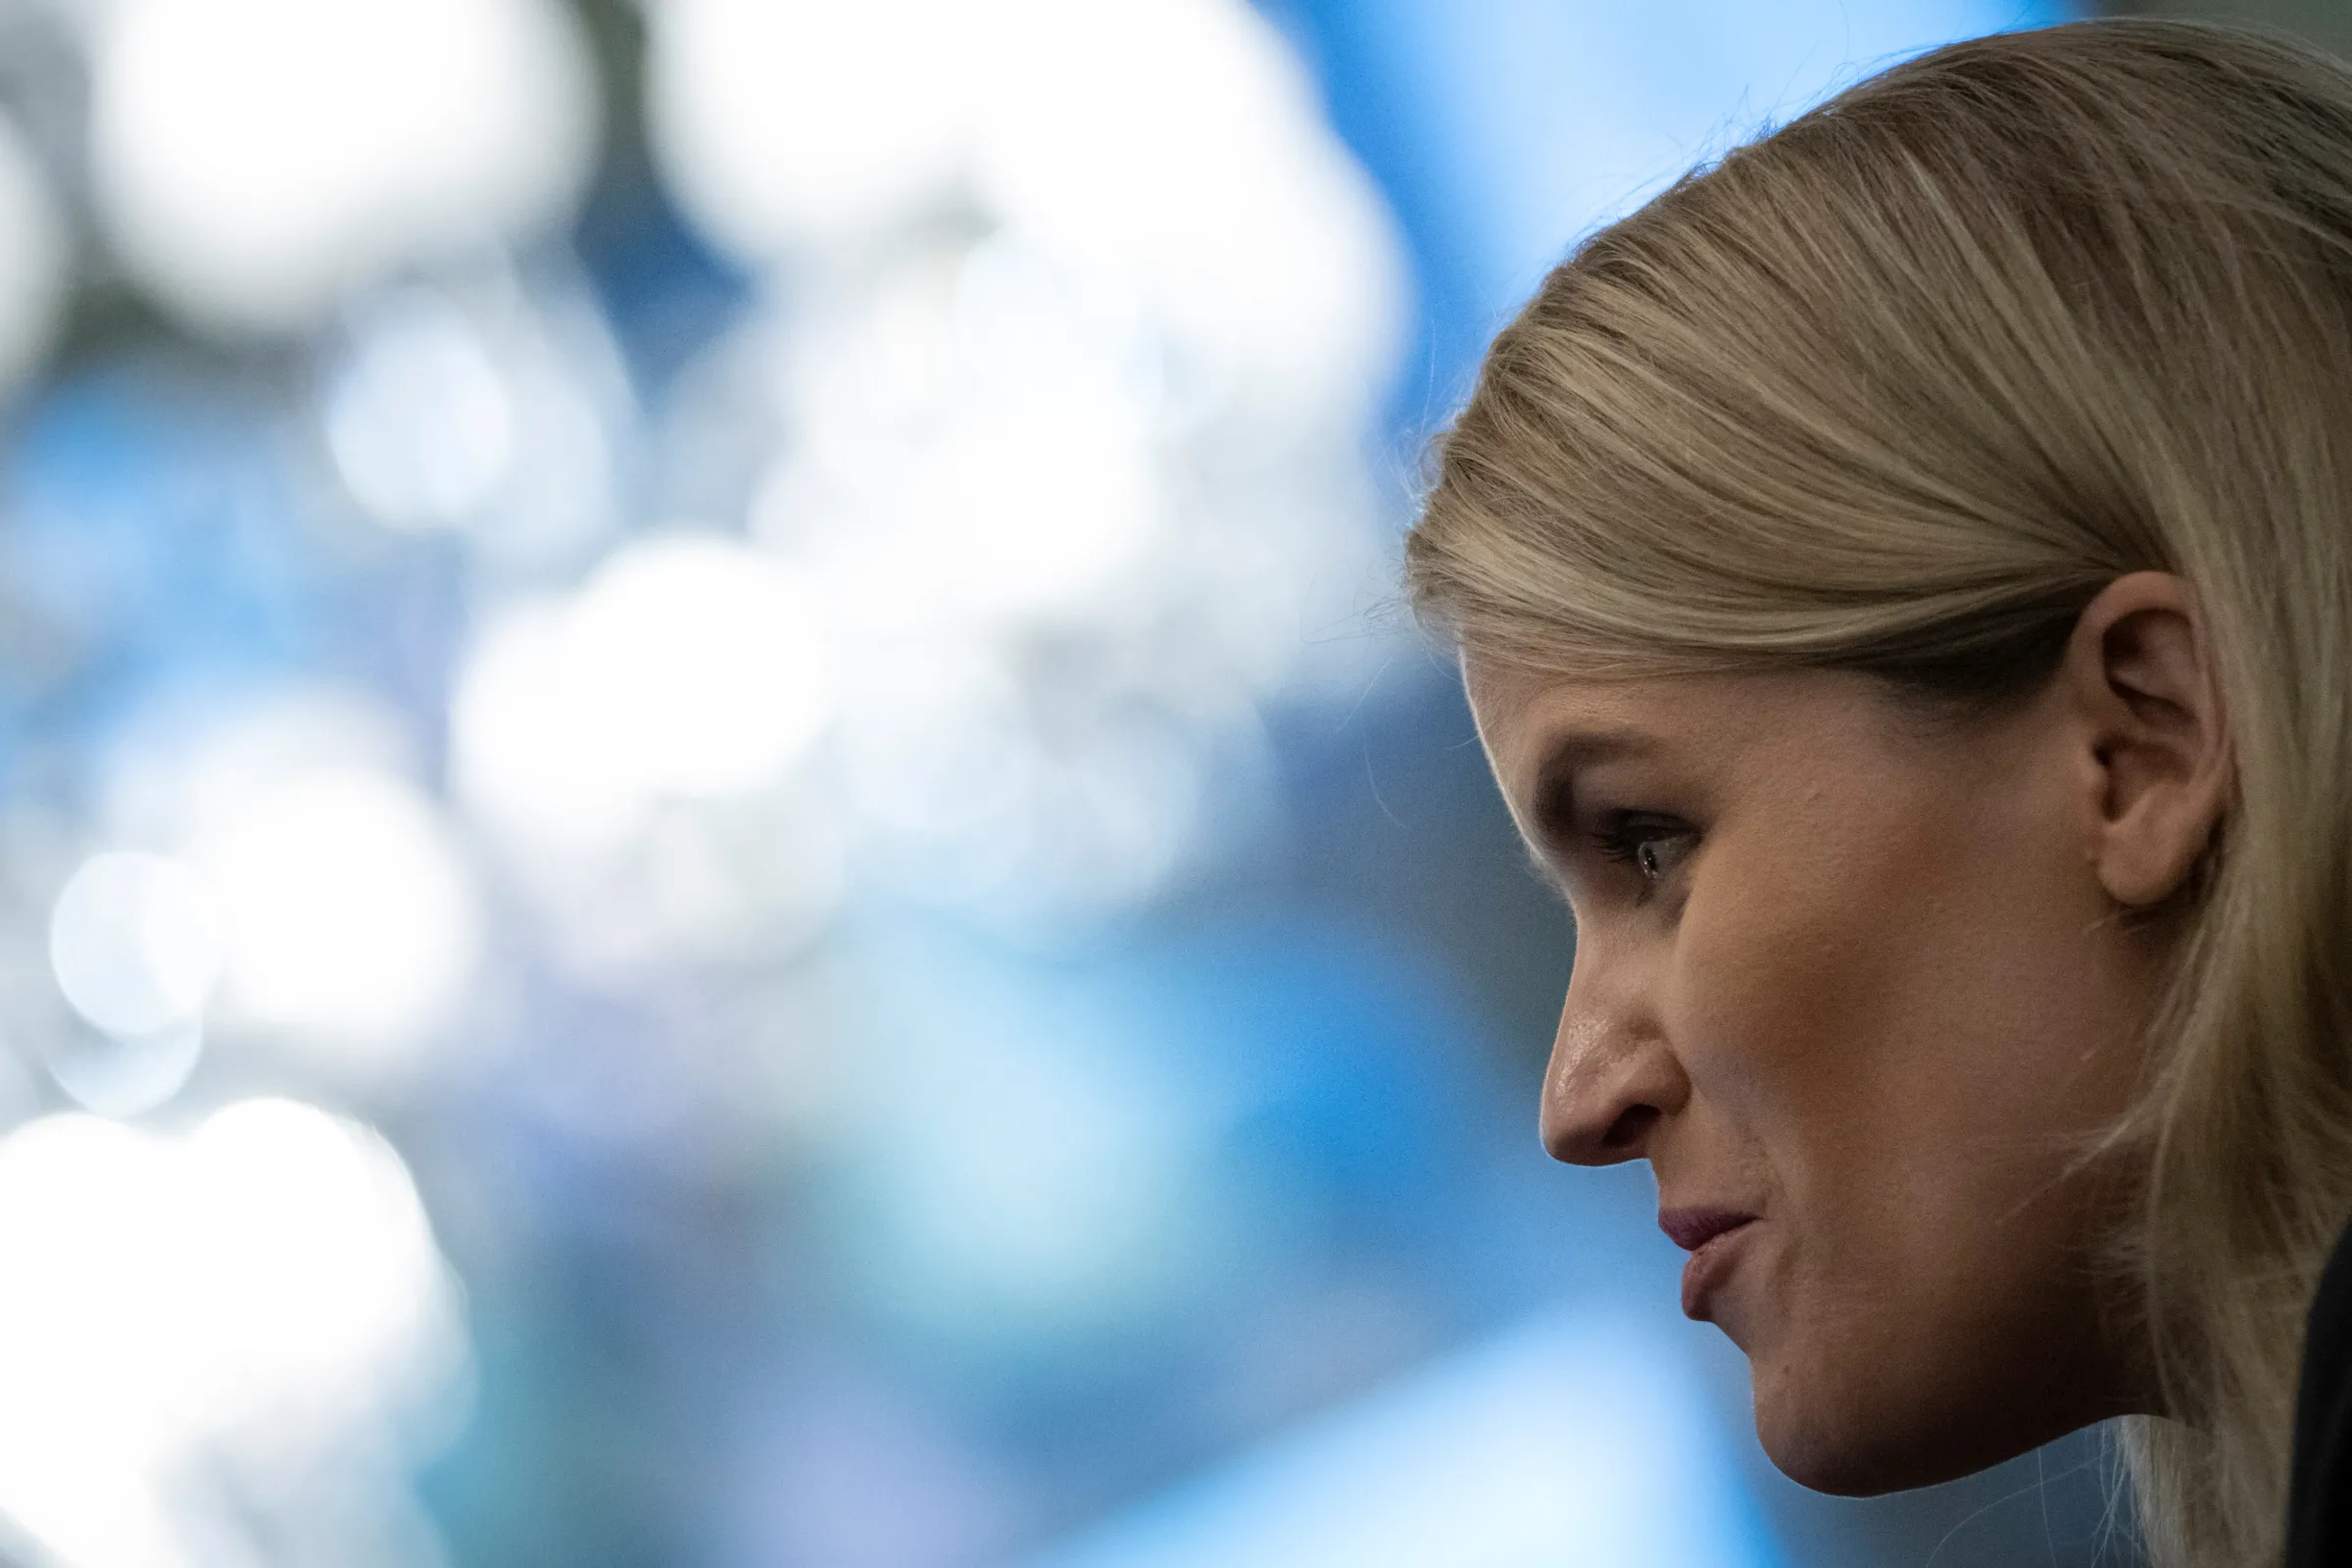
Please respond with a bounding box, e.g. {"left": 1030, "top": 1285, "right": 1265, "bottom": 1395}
{"left": 1658, "top": 1205, "right": 1755, "bottom": 1251}
{"left": 1659, "top": 1207, "right": 1758, "bottom": 1321}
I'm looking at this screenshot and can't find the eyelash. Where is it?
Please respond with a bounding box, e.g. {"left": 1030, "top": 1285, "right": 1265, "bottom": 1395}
{"left": 1589, "top": 812, "right": 1692, "bottom": 896}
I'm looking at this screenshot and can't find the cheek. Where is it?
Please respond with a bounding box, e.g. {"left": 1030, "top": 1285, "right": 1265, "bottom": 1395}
{"left": 1669, "top": 764, "right": 2114, "bottom": 1179}
{"left": 1663, "top": 774, "right": 2145, "bottom": 1484}
{"left": 1661, "top": 808, "right": 1959, "bottom": 1365}
{"left": 1664, "top": 807, "right": 1940, "bottom": 1133}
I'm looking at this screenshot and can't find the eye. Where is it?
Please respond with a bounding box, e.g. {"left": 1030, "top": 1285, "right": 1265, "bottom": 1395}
{"left": 1635, "top": 839, "right": 1669, "bottom": 881}
{"left": 1591, "top": 812, "right": 1694, "bottom": 897}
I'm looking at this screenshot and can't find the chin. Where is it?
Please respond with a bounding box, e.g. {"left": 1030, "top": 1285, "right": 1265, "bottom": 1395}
{"left": 1750, "top": 1357, "right": 2021, "bottom": 1496}
{"left": 1757, "top": 1416, "right": 1938, "bottom": 1497}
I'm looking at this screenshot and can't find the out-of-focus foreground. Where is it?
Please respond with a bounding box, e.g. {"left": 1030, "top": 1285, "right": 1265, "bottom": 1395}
{"left": 0, "top": 2, "right": 2202, "bottom": 1565}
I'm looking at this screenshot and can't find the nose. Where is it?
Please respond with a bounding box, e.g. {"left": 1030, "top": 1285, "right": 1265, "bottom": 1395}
{"left": 1540, "top": 943, "right": 1688, "bottom": 1165}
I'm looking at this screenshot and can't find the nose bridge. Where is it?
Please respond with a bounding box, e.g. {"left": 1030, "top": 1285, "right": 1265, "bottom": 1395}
{"left": 1541, "top": 929, "right": 1681, "bottom": 1165}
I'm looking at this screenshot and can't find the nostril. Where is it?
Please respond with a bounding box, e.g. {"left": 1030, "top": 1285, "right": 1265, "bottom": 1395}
{"left": 1603, "top": 1104, "right": 1659, "bottom": 1152}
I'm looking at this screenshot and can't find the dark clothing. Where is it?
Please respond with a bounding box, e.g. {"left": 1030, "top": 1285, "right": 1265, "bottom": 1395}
{"left": 2289, "top": 1218, "right": 2352, "bottom": 1564}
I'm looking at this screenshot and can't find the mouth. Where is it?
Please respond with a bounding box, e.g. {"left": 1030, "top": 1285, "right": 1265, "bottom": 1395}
{"left": 1658, "top": 1207, "right": 1758, "bottom": 1322}
{"left": 1658, "top": 1206, "right": 1755, "bottom": 1252}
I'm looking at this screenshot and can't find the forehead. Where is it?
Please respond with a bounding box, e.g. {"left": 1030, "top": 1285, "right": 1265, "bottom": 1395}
{"left": 1470, "top": 658, "right": 1743, "bottom": 757}
{"left": 1464, "top": 657, "right": 1913, "bottom": 802}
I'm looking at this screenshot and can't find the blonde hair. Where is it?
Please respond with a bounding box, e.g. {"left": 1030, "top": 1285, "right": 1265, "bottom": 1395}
{"left": 1408, "top": 20, "right": 2352, "bottom": 1567}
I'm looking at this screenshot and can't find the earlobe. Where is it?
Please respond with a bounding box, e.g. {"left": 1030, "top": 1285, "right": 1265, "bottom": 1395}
{"left": 2099, "top": 790, "right": 2223, "bottom": 909}
{"left": 2064, "top": 572, "right": 2231, "bottom": 908}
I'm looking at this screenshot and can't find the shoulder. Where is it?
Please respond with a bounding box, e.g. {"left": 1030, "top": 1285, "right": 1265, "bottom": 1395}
{"left": 2288, "top": 1217, "right": 2352, "bottom": 1565}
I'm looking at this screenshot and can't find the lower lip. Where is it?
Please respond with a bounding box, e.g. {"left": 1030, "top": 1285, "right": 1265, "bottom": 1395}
{"left": 1681, "top": 1220, "right": 1756, "bottom": 1320}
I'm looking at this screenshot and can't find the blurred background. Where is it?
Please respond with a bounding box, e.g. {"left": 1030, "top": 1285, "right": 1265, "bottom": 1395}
{"left": 0, "top": 1, "right": 2321, "bottom": 1564}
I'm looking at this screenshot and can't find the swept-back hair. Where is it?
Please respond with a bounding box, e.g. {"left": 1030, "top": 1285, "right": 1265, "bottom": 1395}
{"left": 1409, "top": 21, "right": 2352, "bottom": 1566}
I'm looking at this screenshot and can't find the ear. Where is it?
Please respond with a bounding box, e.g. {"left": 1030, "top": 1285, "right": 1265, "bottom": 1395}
{"left": 2057, "top": 571, "right": 2231, "bottom": 908}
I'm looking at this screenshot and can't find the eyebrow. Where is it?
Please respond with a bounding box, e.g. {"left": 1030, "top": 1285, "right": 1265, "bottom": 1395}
{"left": 1526, "top": 727, "right": 1658, "bottom": 848}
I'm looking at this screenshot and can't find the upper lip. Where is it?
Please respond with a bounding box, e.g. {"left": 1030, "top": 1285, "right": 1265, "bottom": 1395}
{"left": 1658, "top": 1206, "right": 1757, "bottom": 1252}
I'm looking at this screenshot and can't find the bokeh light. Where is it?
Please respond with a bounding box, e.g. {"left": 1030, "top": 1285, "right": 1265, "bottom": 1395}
{"left": 648, "top": 0, "right": 979, "bottom": 252}
{"left": 324, "top": 284, "right": 518, "bottom": 531}
{"left": 180, "top": 1098, "right": 464, "bottom": 1430}
{"left": 87, "top": 0, "right": 598, "bottom": 331}
{"left": 0, "top": 1102, "right": 464, "bottom": 1567}
{"left": 562, "top": 534, "right": 836, "bottom": 799}
{"left": 650, "top": 0, "right": 1411, "bottom": 932}
{"left": 42, "top": 1018, "right": 204, "bottom": 1119}
{"left": 970, "top": 0, "right": 1406, "bottom": 422}
{"left": 193, "top": 768, "right": 482, "bottom": 1065}
{"left": 453, "top": 534, "right": 835, "bottom": 838}
{"left": 319, "top": 265, "right": 629, "bottom": 565}
{"left": 48, "top": 850, "right": 221, "bottom": 1039}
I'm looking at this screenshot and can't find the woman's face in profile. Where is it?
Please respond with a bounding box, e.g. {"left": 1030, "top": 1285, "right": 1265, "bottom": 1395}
{"left": 1466, "top": 637, "right": 2207, "bottom": 1494}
